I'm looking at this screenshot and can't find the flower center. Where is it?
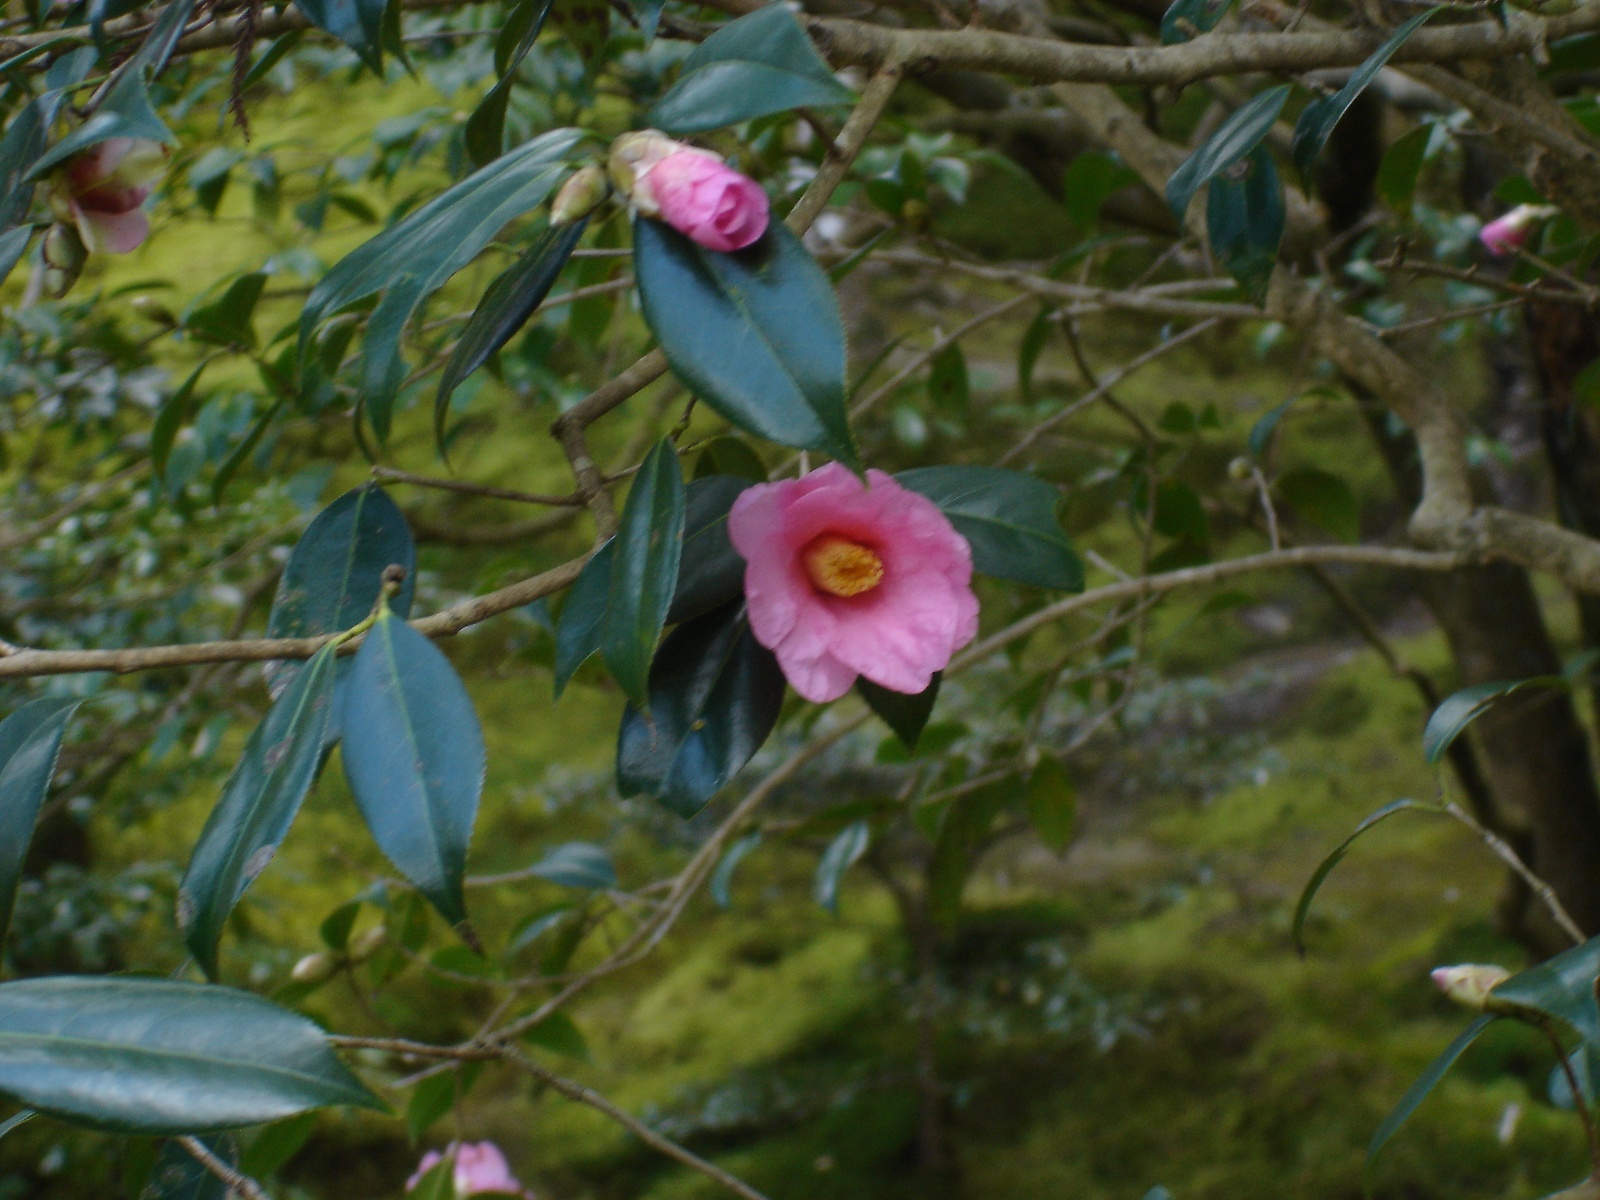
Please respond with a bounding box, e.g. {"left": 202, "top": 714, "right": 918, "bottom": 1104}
{"left": 802, "top": 534, "right": 884, "bottom": 598}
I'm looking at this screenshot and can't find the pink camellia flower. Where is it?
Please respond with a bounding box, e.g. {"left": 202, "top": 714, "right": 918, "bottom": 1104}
{"left": 1479, "top": 203, "right": 1557, "bottom": 256}
{"left": 728, "top": 464, "right": 979, "bottom": 703}
{"left": 639, "top": 147, "right": 769, "bottom": 252}
{"left": 406, "top": 1141, "right": 533, "bottom": 1198}
{"left": 53, "top": 137, "right": 166, "bottom": 255}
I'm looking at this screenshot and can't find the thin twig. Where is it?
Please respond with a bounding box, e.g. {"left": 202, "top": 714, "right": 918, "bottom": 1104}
{"left": 1443, "top": 801, "right": 1586, "bottom": 946}
{"left": 177, "top": 1137, "right": 270, "bottom": 1200}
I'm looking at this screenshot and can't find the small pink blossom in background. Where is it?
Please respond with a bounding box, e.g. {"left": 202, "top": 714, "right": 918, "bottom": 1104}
{"left": 1478, "top": 203, "right": 1557, "bottom": 256}
{"left": 728, "top": 463, "right": 979, "bottom": 703}
{"left": 406, "top": 1141, "right": 533, "bottom": 1198}
{"left": 639, "top": 148, "right": 769, "bottom": 252}
{"left": 54, "top": 137, "right": 166, "bottom": 254}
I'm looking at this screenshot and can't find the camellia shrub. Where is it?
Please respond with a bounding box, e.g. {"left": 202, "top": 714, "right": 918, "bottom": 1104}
{"left": 11, "top": 0, "right": 1600, "bottom": 1194}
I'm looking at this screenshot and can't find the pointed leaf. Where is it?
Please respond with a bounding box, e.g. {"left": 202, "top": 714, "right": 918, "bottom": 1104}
{"left": 857, "top": 673, "right": 939, "bottom": 751}
{"left": 1206, "top": 144, "right": 1283, "bottom": 304}
{"left": 710, "top": 831, "right": 761, "bottom": 908}
{"left": 1293, "top": 9, "right": 1437, "bottom": 181}
{"left": 814, "top": 820, "right": 869, "bottom": 914}
{"left": 436, "top": 217, "right": 585, "bottom": 439}
{"left": 896, "top": 465, "right": 1082, "bottom": 590}
{"left": 635, "top": 216, "right": 857, "bottom": 465}
{"left": 29, "top": 72, "right": 176, "bottom": 178}
{"left": 929, "top": 776, "right": 1011, "bottom": 929}
{"left": 179, "top": 645, "right": 337, "bottom": 979}
{"left": 1377, "top": 123, "right": 1434, "bottom": 218}
{"left": 0, "top": 976, "right": 380, "bottom": 1134}
{"left": 341, "top": 612, "right": 485, "bottom": 929}
{"left": 617, "top": 601, "right": 786, "bottom": 816}
{"left": 464, "top": 0, "right": 554, "bottom": 166}
{"left": 291, "top": 0, "right": 384, "bottom": 71}
{"left": 554, "top": 542, "right": 613, "bottom": 695}
{"left": 1368, "top": 1015, "right": 1498, "bottom": 1168}
{"left": 1489, "top": 934, "right": 1600, "bottom": 1046}
{"left": 601, "top": 439, "right": 685, "bottom": 707}
{"left": 1277, "top": 465, "right": 1359, "bottom": 543}
{"left": 668, "top": 473, "right": 751, "bottom": 625}
{"left": 0, "top": 699, "right": 79, "bottom": 948}
{"left": 1292, "top": 798, "right": 1432, "bottom": 954}
{"left": 693, "top": 436, "right": 766, "bottom": 483}
{"left": 0, "top": 225, "right": 30, "bottom": 290}
{"left": 1160, "top": 0, "right": 1233, "bottom": 43}
{"left": 186, "top": 272, "right": 267, "bottom": 349}
{"left": 526, "top": 843, "right": 616, "bottom": 889}
{"left": 1166, "top": 85, "right": 1291, "bottom": 221}
{"left": 0, "top": 99, "right": 51, "bottom": 230}
{"left": 648, "top": 4, "right": 852, "bottom": 133}
{"left": 1423, "top": 677, "right": 1563, "bottom": 764}
{"left": 152, "top": 361, "right": 209, "bottom": 482}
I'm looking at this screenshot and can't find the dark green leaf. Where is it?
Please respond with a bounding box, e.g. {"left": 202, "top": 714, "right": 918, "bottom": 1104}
{"left": 1488, "top": 932, "right": 1600, "bottom": 1045}
{"left": 648, "top": 3, "right": 852, "bottom": 134}
{"left": 242, "top": 30, "right": 306, "bottom": 91}
{"left": 240, "top": 1112, "right": 317, "bottom": 1178}
{"left": 930, "top": 777, "right": 1011, "bottom": 929}
{"left": 341, "top": 611, "right": 485, "bottom": 929}
{"left": 318, "top": 900, "right": 362, "bottom": 951}
{"left": 1277, "top": 465, "right": 1359, "bottom": 543}
{"left": 0, "top": 99, "right": 48, "bottom": 231}
{"left": 1206, "top": 144, "right": 1283, "bottom": 304}
{"left": 1423, "top": 678, "right": 1565, "bottom": 764}
{"left": 668, "top": 474, "right": 750, "bottom": 624}
{"left": 0, "top": 976, "right": 380, "bottom": 1133}
{"left": 602, "top": 439, "right": 686, "bottom": 707}
{"left": 896, "top": 465, "right": 1082, "bottom": 590}
{"left": 436, "top": 217, "right": 585, "bottom": 440}
{"left": 1292, "top": 798, "right": 1432, "bottom": 954}
{"left": 405, "top": 1067, "right": 478, "bottom": 1144}
{"left": 526, "top": 842, "right": 616, "bottom": 889}
{"left": 857, "top": 674, "right": 940, "bottom": 751}
{"left": 152, "top": 361, "right": 208, "bottom": 481}
{"left": 265, "top": 484, "right": 416, "bottom": 697}
{"left": 634, "top": 216, "right": 857, "bottom": 466}
{"left": 1018, "top": 306, "right": 1054, "bottom": 402}
{"left": 464, "top": 0, "right": 553, "bottom": 167}
{"left": 1160, "top": 0, "right": 1233, "bottom": 42}
{"left": 927, "top": 342, "right": 969, "bottom": 415}
{"left": 1368, "top": 1015, "right": 1498, "bottom": 1169}
{"left": 407, "top": 1155, "right": 456, "bottom": 1200}
{"left": 186, "top": 272, "right": 266, "bottom": 348}
{"left": 1377, "top": 123, "right": 1434, "bottom": 218}
{"left": 30, "top": 72, "right": 176, "bottom": 178}
{"left": 1063, "top": 152, "right": 1139, "bottom": 229}
{"left": 141, "top": 1136, "right": 236, "bottom": 1200}
{"left": 710, "top": 831, "right": 761, "bottom": 908}
{"left": 127, "top": 0, "right": 197, "bottom": 78}
{"left": 0, "top": 699, "right": 79, "bottom": 949}
{"left": 210, "top": 398, "right": 284, "bottom": 507}
{"left": 813, "top": 820, "right": 869, "bottom": 914}
{"left": 1292, "top": 9, "right": 1437, "bottom": 181}
{"left": 1026, "top": 754, "right": 1077, "bottom": 853}
{"left": 1166, "top": 85, "right": 1291, "bottom": 221}
{"left": 178, "top": 645, "right": 338, "bottom": 980}
{"left": 617, "top": 601, "right": 786, "bottom": 816}
{"left": 0, "top": 225, "right": 30, "bottom": 289}
{"left": 521, "top": 1011, "right": 589, "bottom": 1060}
{"left": 693, "top": 436, "right": 767, "bottom": 482}
{"left": 554, "top": 543, "right": 613, "bottom": 696}
{"left": 550, "top": 0, "right": 609, "bottom": 60}
{"left": 1247, "top": 397, "right": 1295, "bottom": 458}
{"left": 292, "top": 0, "right": 384, "bottom": 71}
{"left": 1152, "top": 479, "right": 1209, "bottom": 543}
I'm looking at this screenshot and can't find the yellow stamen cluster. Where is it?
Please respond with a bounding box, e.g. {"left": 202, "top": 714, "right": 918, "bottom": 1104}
{"left": 802, "top": 534, "right": 885, "bottom": 598}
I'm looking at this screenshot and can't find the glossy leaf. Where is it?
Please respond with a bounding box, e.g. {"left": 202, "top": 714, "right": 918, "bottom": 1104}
{"left": 264, "top": 485, "right": 416, "bottom": 697}
{"left": 292, "top": 0, "right": 384, "bottom": 71}
{"left": 813, "top": 820, "right": 870, "bottom": 914}
{"left": 897, "top": 465, "right": 1083, "bottom": 590}
{"left": 634, "top": 216, "right": 857, "bottom": 466}
{"left": 601, "top": 439, "right": 686, "bottom": 707}
{"left": 1489, "top": 933, "right": 1600, "bottom": 1045}
{"left": 0, "top": 976, "right": 379, "bottom": 1133}
{"left": 710, "top": 831, "right": 761, "bottom": 908}
{"left": 1026, "top": 754, "right": 1077, "bottom": 853}
{"left": 0, "top": 698, "right": 79, "bottom": 949}
{"left": 553, "top": 542, "right": 613, "bottom": 695}
{"left": 648, "top": 3, "right": 852, "bottom": 134}
{"left": 1292, "top": 798, "right": 1431, "bottom": 954}
{"left": 464, "top": 0, "right": 553, "bottom": 166}
{"left": 857, "top": 674, "right": 940, "bottom": 751}
{"left": 1206, "top": 144, "right": 1283, "bottom": 304}
{"left": 1377, "top": 123, "right": 1435, "bottom": 218}
{"left": 668, "top": 474, "right": 751, "bottom": 625}
{"left": 1277, "top": 465, "right": 1359, "bottom": 543}
{"left": 341, "top": 611, "right": 486, "bottom": 929}
{"left": 1166, "top": 85, "right": 1291, "bottom": 222}
{"left": 1423, "top": 678, "right": 1564, "bottom": 764}
{"left": 617, "top": 601, "right": 786, "bottom": 816}
{"left": 436, "top": 217, "right": 585, "bottom": 438}
{"left": 178, "top": 645, "right": 338, "bottom": 979}
{"left": 142, "top": 1136, "right": 237, "bottom": 1200}
{"left": 1368, "top": 1015, "right": 1498, "bottom": 1169}
{"left": 525, "top": 843, "right": 616, "bottom": 890}
{"left": 29, "top": 72, "right": 176, "bottom": 178}
{"left": 1292, "top": 9, "right": 1437, "bottom": 181}
{"left": 1159, "top": 0, "right": 1233, "bottom": 43}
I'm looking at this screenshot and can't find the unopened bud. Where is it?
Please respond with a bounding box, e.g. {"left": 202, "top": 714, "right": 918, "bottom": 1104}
{"left": 901, "top": 198, "right": 930, "bottom": 231}
{"left": 43, "top": 223, "right": 86, "bottom": 273}
{"left": 1228, "top": 456, "right": 1254, "bottom": 481}
{"left": 130, "top": 293, "right": 178, "bottom": 326}
{"left": 347, "top": 924, "right": 388, "bottom": 962}
{"left": 607, "top": 129, "right": 683, "bottom": 217}
{"left": 290, "top": 951, "right": 339, "bottom": 985}
{"left": 1431, "top": 963, "right": 1511, "bottom": 1010}
{"left": 551, "top": 166, "right": 609, "bottom": 226}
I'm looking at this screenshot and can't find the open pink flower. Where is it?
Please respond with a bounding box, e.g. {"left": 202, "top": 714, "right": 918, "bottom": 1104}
{"left": 728, "top": 464, "right": 979, "bottom": 703}
{"left": 53, "top": 137, "right": 166, "bottom": 254}
{"left": 638, "top": 148, "right": 769, "bottom": 252}
{"left": 406, "top": 1141, "right": 532, "bottom": 1197}
{"left": 1479, "top": 203, "right": 1556, "bottom": 257}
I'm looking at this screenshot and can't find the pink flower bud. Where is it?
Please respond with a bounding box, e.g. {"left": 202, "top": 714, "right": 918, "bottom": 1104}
{"left": 1431, "top": 963, "right": 1511, "bottom": 1010}
{"left": 727, "top": 464, "right": 979, "bottom": 702}
{"left": 642, "top": 148, "right": 769, "bottom": 252}
{"left": 406, "top": 1141, "right": 533, "bottom": 1198}
{"left": 51, "top": 137, "right": 167, "bottom": 255}
{"left": 1479, "top": 204, "right": 1557, "bottom": 257}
